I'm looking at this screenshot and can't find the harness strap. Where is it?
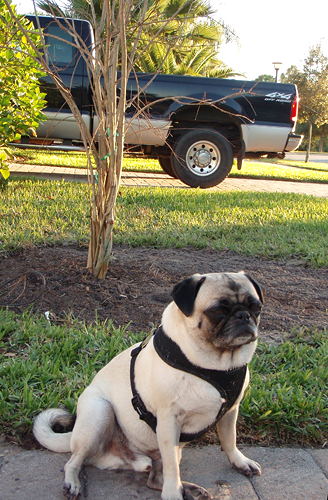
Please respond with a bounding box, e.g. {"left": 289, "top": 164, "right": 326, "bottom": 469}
{"left": 130, "top": 338, "right": 157, "bottom": 432}
{"left": 130, "top": 327, "right": 247, "bottom": 442}
{"left": 153, "top": 327, "right": 247, "bottom": 416}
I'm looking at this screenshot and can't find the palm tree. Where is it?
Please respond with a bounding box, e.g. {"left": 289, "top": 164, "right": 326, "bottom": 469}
{"left": 134, "top": 39, "right": 240, "bottom": 78}
{"left": 130, "top": 1, "right": 241, "bottom": 77}
{"left": 37, "top": 0, "right": 241, "bottom": 78}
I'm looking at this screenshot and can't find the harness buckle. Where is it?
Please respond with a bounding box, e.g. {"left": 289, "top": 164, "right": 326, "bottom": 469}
{"left": 131, "top": 395, "right": 149, "bottom": 419}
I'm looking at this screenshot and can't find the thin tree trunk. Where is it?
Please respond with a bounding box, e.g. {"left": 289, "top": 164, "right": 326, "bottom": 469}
{"left": 87, "top": 0, "right": 131, "bottom": 279}
{"left": 305, "top": 120, "right": 312, "bottom": 162}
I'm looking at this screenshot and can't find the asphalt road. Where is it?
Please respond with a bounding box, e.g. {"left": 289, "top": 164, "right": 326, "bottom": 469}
{"left": 285, "top": 152, "right": 328, "bottom": 163}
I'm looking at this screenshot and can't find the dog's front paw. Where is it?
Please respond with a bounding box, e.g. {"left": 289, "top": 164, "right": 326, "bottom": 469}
{"left": 63, "top": 479, "right": 81, "bottom": 499}
{"left": 229, "top": 450, "right": 262, "bottom": 478}
{"left": 161, "top": 481, "right": 184, "bottom": 500}
{"left": 182, "top": 482, "right": 213, "bottom": 500}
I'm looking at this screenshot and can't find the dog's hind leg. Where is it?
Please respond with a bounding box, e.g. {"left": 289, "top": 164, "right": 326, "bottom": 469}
{"left": 64, "top": 387, "right": 117, "bottom": 496}
{"left": 147, "top": 458, "right": 163, "bottom": 491}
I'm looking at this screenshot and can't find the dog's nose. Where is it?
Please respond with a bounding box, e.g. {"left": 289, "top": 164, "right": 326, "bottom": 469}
{"left": 236, "top": 310, "right": 250, "bottom": 323}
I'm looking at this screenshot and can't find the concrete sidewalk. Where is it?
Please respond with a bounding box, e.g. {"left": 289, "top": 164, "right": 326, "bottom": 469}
{"left": 9, "top": 162, "right": 328, "bottom": 197}
{"left": 1, "top": 439, "right": 327, "bottom": 500}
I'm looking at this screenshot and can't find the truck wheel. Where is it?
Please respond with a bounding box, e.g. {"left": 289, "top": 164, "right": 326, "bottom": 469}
{"left": 171, "top": 129, "right": 233, "bottom": 188}
{"left": 158, "top": 157, "right": 177, "bottom": 178}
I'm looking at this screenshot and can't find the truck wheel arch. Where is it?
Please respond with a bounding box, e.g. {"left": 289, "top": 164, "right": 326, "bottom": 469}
{"left": 168, "top": 106, "right": 243, "bottom": 157}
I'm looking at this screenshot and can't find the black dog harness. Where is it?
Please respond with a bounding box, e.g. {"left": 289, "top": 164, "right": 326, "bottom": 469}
{"left": 130, "top": 326, "right": 247, "bottom": 442}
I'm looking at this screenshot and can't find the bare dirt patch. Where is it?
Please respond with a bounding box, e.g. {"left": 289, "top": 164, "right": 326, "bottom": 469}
{"left": 1, "top": 245, "right": 327, "bottom": 340}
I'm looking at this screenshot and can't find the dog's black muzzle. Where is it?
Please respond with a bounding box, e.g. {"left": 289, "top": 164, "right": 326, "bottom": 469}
{"left": 209, "top": 304, "right": 259, "bottom": 340}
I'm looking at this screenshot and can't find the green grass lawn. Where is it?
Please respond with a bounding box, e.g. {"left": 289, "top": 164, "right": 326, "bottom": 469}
{"left": 231, "top": 159, "right": 328, "bottom": 183}
{"left": 9, "top": 147, "right": 328, "bottom": 183}
{"left": 241, "top": 328, "right": 328, "bottom": 445}
{"left": 10, "top": 148, "right": 162, "bottom": 172}
{"left": 1, "top": 179, "right": 328, "bottom": 266}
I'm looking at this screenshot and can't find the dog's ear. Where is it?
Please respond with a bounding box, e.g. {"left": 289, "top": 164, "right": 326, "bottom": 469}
{"left": 244, "top": 274, "right": 265, "bottom": 304}
{"left": 171, "top": 275, "right": 206, "bottom": 317}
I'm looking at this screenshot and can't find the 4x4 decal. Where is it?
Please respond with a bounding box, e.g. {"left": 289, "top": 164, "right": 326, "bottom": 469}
{"left": 265, "top": 92, "right": 292, "bottom": 102}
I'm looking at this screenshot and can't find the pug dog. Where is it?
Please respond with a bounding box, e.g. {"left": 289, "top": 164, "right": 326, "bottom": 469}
{"left": 33, "top": 271, "right": 263, "bottom": 500}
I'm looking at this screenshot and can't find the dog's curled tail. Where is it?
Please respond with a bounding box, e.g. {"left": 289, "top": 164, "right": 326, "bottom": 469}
{"left": 33, "top": 408, "right": 75, "bottom": 453}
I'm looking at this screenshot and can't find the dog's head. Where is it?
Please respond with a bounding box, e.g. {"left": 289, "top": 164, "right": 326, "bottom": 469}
{"left": 171, "top": 272, "right": 264, "bottom": 350}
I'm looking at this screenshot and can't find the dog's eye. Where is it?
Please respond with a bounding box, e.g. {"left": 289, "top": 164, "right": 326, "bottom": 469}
{"left": 212, "top": 300, "right": 232, "bottom": 313}
{"left": 205, "top": 307, "right": 227, "bottom": 324}
{"left": 219, "top": 300, "right": 231, "bottom": 309}
{"left": 212, "top": 309, "right": 227, "bottom": 315}
{"left": 249, "top": 302, "right": 262, "bottom": 315}
{"left": 205, "top": 301, "right": 231, "bottom": 320}
{"left": 252, "top": 303, "right": 262, "bottom": 311}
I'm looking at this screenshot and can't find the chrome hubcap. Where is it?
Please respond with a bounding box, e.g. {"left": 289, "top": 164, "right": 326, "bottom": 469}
{"left": 186, "top": 141, "right": 221, "bottom": 176}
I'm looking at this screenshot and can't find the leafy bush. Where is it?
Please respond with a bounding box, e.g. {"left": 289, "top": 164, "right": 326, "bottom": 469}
{"left": 0, "top": 0, "right": 46, "bottom": 180}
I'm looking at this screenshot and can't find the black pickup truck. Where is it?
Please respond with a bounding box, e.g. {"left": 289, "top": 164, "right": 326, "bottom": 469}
{"left": 17, "top": 16, "right": 302, "bottom": 188}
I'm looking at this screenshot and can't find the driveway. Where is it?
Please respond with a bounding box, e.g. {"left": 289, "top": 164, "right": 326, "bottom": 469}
{"left": 9, "top": 161, "right": 328, "bottom": 198}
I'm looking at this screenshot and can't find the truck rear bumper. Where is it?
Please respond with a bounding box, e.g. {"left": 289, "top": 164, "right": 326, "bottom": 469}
{"left": 284, "top": 133, "right": 303, "bottom": 152}
{"left": 241, "top": 123, "right": 292, "bottom": 152}
{"left": 241, "top": 124, "right": 303, "bottom": 154}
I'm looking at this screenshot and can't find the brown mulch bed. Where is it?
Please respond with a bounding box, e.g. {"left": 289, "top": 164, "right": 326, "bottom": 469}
{"left": 1, "top": 245, "right": 327, "bottom": 340}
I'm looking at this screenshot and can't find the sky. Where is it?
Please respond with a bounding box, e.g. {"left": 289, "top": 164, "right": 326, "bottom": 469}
{"left": 214, "top": 0, "right": 328, "bottom": 80}
{"left": 15, "top": 0, "right": 328, "bottom": 81}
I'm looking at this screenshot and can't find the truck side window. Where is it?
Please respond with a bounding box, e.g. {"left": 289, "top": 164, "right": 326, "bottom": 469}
{"left": 46, "top": 25, "right": 75, "bottom": 66}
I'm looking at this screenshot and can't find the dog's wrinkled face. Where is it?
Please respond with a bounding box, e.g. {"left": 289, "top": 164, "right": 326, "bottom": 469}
{"left": 171, "top": 272, "right": 264, "bottom": 350}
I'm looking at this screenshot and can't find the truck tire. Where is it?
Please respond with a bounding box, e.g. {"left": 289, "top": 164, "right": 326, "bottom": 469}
{"left": 158, "top": 157, "right": 177, "bottom": 178}
{"left": 171, "top": 129, "right": 233, "bottom": 188}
